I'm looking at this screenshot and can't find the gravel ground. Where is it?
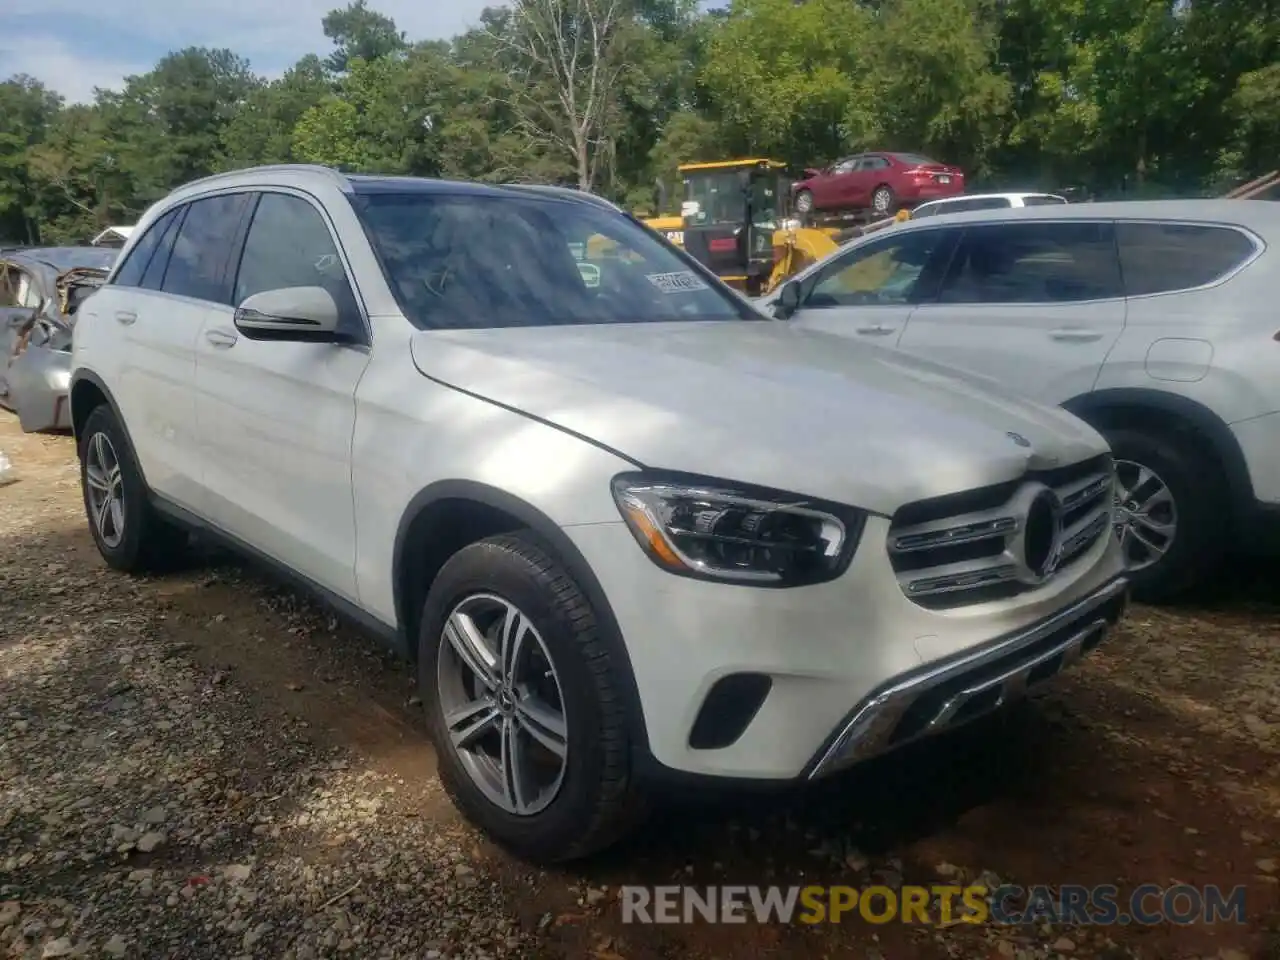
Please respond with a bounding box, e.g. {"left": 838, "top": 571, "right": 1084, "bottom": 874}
{"left": 2, "top": 413, "right": 1279, "bottom": 960}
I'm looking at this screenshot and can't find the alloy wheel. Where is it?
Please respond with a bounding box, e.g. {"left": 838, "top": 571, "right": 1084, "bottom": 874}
{"left": 436, "top": 593, "right": 569, "bottom": 816}
{"left": 872, "top": 188, "right": 892, "bottom": 215}
{"left": 85, "top": 431, "right": 126, "bottom": 549}
{"left": 1113, "top": 459, "right": 1178, "bottom": 571}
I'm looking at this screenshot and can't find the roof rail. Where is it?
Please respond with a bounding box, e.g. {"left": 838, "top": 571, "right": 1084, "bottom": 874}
{"left": 173, "top": 164, "right": 352, "bottom": 194}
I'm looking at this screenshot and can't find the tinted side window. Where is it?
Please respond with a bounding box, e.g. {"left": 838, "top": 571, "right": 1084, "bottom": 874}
{"left": 162, "top": 193, "right": 251, "bottom": 304}
{"left": 938, "top": 221, "right": 1121, "bottom": 304}
{"left": 140, "top": 207, "right": 185, "bottom": 291}
{"left": 111, "top": 209, "right": 178, "bottom": 288}
{"left": 805, "top": 230, "right": 948, "bottom": 308}
{"left": 1022, "top": 195, "right": 1068, "bottom": 207}
{"left": 1117, "top": 222, "right": 1257, "bottom": 296}
{"left": 233, "top": 193, "right": 362, "bottom": 334}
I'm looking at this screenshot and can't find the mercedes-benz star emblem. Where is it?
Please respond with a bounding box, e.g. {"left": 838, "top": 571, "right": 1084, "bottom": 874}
{"left": 1023, "top": 488, "right": 1066, "bottom": 580}
{"left": 1006, "top": 431, "right": 1032, "bottom": 448}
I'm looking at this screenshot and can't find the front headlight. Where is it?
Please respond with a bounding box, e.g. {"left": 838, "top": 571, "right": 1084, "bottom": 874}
{"left": 611, "top": 472, "right": 865, "bottom": 586}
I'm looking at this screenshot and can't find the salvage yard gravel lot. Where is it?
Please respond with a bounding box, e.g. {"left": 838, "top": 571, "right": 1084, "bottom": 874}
{"left": 1, "top": 411, "right": 1278, "bottom": 960}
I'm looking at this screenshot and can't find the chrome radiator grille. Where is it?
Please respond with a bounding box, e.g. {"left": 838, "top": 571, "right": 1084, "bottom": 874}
{"left": 888, "top": 455, "right": 1115, "bottom": 610}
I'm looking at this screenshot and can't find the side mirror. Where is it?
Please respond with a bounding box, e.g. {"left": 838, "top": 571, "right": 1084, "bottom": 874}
{"left": 233, "top": 286, "right": 341, "bottom": 342}
{"left": 803, "top": 167, "right": 823, "bottom": 180}
{"left": 775, "top": 280, "right": 802, "bottom": 319}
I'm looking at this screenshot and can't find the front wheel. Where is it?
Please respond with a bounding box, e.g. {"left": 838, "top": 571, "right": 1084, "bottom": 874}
{"left": 418, "top": 532, "right": 646, "bottom": 863}
{"left": 794, "top": 189, "right": 814, "bottom": 216}
{"left": 1103, "top": 427, "right": 1226, "bottom": 603}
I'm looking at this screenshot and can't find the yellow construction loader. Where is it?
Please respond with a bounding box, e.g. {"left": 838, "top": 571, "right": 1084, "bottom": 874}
{"left": 642, "top": 158, "right": 905, "bottom": 296}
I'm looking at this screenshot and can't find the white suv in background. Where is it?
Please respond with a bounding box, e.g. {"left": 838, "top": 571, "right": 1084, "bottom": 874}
{"left": 766, "top": 200, "right": 1280, "bottom": 602}
{"left": 910, "top": 192, "right": 1067, "bottom": 218}
{"left": 70, "top": 165, "right": 1128, "bottom": 862}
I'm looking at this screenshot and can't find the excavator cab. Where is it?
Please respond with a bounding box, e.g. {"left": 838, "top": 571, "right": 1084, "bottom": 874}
{"left": 678, "top": 159, "right": 788, "bottom": 296}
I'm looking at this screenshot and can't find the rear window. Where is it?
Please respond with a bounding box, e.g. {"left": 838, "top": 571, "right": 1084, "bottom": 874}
{"left": 893, "top": 153, "right": 941, "bottom": 167}
{"left": 1116, "top": 222, "right": 1258, "bottom": 296}
{"left": 352, "top": 192, "right": 755, "bottom": 330}
{"left": 1021, "top": 195, "right": 1068, "bottom": 207}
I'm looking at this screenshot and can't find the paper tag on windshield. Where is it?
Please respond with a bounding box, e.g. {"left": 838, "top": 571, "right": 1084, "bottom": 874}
{"left": 646, "top": 271, "right": 708, "bottom": 294}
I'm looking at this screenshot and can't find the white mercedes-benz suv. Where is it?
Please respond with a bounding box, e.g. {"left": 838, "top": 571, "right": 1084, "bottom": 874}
{"left": 69, "top": 165, "right": 1128, "bottom": 862}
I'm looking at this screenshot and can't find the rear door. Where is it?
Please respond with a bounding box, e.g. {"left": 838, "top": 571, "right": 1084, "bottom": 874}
{"left": 81, "top": 196, "right": 250, "bottom": 511}
{"left": 786, "top": 227, "right": 954, "bottom": 344}
{"left": 896, "top": 219, "right": 1126, "bottom": 404}
{"left": 814, "top": 158, "right": 857, "bottom": 209}
{"left": 855, "top": 155, "right": 892, "bottom": 208}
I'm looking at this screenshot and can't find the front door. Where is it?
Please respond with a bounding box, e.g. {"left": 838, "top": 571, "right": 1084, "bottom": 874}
{"left": 787, "top": 227, "right": 954, "bottom": 345}
{"left": 896, "top": 220, "right": 1127, "bottom": 404}
{"left": 195, "top": 190, "right": 370, "bottom": 601}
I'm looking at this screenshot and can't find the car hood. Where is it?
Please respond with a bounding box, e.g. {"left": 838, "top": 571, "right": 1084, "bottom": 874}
{"left": 409, "top": 321, "right": 1107, "bottom": 515}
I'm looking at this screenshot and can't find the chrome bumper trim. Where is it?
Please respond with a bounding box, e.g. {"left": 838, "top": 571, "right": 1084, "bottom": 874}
{"left": 806, "top": 576, "right": 1128, "bottom": 780}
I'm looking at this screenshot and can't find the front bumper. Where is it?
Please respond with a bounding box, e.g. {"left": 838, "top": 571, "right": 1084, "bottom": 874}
{"left": 807, "top": 575, "right": 1127, "bottom": 778}
{"left": 565, "top": 515, "right": 1127, "bottom": 781}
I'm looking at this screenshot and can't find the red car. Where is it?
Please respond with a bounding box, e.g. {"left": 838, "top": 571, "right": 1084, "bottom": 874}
{"left": 791, "top": 152, "right": 965, "bottom": 218}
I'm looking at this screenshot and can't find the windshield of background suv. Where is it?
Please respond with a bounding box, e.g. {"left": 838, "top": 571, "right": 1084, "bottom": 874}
{"left": 353, "top": 192, "right": 754, "bottom": 329}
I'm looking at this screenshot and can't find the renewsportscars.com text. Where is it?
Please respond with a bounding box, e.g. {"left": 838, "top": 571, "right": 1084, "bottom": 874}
{"left": 620, "top": 884, "right": 1247, "bottom": 926}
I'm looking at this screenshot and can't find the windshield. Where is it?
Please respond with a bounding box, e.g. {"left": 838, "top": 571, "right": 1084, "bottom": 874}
{"left": 683, "top": 171, "right": 746, "bottom": 226}
{"left": 353, "top": 192, "right": 755, "bottom": 330}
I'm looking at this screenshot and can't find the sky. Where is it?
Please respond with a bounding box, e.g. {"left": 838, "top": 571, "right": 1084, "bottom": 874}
{"left": 0, "top": 0, "right": 496, "bottom": 104}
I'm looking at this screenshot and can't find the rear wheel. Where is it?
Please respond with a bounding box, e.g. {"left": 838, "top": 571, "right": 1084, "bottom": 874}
{"left": 794, "top": 189, "right": 814, "bottom": 217}
{"left": 419, "top": 531, "right": 646, "bottom": 863}
{"left": 870, "top": 185, "right": 896, "bottom": 217}
{"left": 1102, "top": 426, "right": 1226, "bottom": 603}
{"left": 79, "top": 404, "right": 188, "bottom": 572}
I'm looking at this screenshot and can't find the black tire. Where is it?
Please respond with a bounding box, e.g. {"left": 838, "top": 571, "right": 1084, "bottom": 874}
{"left": 418, "top": 531, "right": 646, "bottom": 863}
{"left": 870, "top": 184, "right": 896, "bottom": 217}
{"left": 794, "top": 189, "right": 814, "bottom": 219}
{"left": 1102, "top": 426, "right": 1226, "bottom": 604}
{"left": 78, "top": 403, "right": 188, "bottom": 573}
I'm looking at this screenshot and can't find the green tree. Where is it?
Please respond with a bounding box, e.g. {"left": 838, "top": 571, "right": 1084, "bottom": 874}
{"left": 0, "top": 76, "right": 62, "bottom": 243}
{"left": 322, "top": 0, "right": 407, "bottom": 73}
{"left": 221, "top": 55, "right": 332, "bottom": 168}
{"left": 701, "top": 0, "right": 874, "bottom": 165}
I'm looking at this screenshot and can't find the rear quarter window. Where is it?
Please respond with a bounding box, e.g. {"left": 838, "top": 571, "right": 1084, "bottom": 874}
{"left": 1116, "top": 222, "right": 1258, "bottom": 296}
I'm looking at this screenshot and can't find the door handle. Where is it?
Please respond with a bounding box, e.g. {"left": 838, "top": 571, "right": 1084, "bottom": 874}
{"left": 1050, "top": 328, "right": 1103, "bottom": 342}
{"left": 114, "top": 310, "right": 137, "bottom": 326}
{"left": 204, "top": 328, "right": 238, "bottom": 348}
{"left": 855, "top": 324, "right": 895, "bottom": 336}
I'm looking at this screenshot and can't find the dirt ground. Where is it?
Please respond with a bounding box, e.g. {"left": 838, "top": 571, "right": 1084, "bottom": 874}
{"left": 2, "top": 410, "right": 1278, "bottom": 960}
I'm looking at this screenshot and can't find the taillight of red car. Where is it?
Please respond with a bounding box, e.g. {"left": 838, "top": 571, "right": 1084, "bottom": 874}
{"left": 906, "top": 166, "right": 963, "bottom": 182}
